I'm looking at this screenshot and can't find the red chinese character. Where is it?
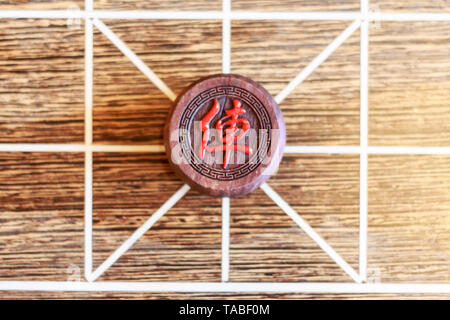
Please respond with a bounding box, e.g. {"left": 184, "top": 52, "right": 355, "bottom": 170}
{"left": 199, "top": 98, "right": 252, "bottom": 168}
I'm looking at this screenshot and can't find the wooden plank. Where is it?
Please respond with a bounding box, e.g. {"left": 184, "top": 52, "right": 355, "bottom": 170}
{"left": 369, "top": 21, "right": 450, "bottom": 146}
{"left": 93, "top": 19, "right": 222, "bottom": 145}
{"left": 369, "top": 155, "right": 450, "bottom": 283}
{"left": 0, "top": 19, "right": 84, "bottom": 143}
{"left": 0, "top": 152, "right": 84, "bottom": 281}
{"left": 94, "top": 0, "right": 221, "bottom": 10}
{"left": 232, "top": 0, "right": 359, "bottom": 12}
{"left": 231, "top": 20, "right": 360, "bottom": 146}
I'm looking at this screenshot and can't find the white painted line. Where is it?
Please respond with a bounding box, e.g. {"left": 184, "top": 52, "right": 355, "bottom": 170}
{"left": 231, "top": 11, "right": 361, "bottom": 21}
{"left": 1, "top": 281, "right": 450, "bottom": 293}
{"left": 91, "top": 144, "right": 165, "bottom": 153}
{"left": 87, "top": 184, "right": 191, "bottom": 282}
{"left": 0, "top": 144, "right": 86, "bottom": 152}
{"left": 275, "top": 20, "right": 361, "bottom": 104}
{"left": 359, "top": 0, "right": 369, "bottom": 283}
{"left": 261, "top": 183, "right": 362, "bottom": 283}
{"left": 84, "top": 12, "right": 94, "bottom": 281}
{"left": 93, "top": 10, "right": 223, "bottom": 20}
{"left": 222, "top": 0, "right": 231, "bottom": 74}
{"left": 284, "top": 146, "right": 361, "bottom": 154}
{"left": 221, "top": 197, "right": 230, "bottom": 282}
{"left": 92, "top": 18, "right": 177, "bottom": 102}
{"left": 85, "top": 0, "right": 93, "bottom": 11}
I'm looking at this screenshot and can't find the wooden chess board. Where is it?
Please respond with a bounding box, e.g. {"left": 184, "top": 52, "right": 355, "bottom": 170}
{"left": 0, "top": 0, "right": 449, "bottom": 299}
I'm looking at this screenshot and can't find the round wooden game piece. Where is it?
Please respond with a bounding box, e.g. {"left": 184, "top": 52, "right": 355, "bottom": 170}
{"left": 165, "top": 74, "right": 285, "bottom": 197}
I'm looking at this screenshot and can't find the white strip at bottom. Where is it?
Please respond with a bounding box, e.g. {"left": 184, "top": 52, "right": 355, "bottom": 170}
{"left": 0, "top": 281, "right": 449, "bottom": 294}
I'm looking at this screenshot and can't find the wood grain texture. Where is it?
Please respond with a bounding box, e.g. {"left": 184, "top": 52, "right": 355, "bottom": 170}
{"left": 232, "top": 0, "right": 359, "bottom": 11}
{"left": 0, "top": 152, "right": 84, "bottom": 281}
{"left": 93, "top": 19, "right": 222, "bottom": 145}
{"left": 95, "top": 0, "right": 221, "bottom": 10}
{"left": 93, "top": 153, "right": 222, "bottom": 281}
{"left": 230, "top": 154, "right": 360, "bottom": 282}
{"left": 0, "top": 19, "right": 84, "bottom": 143}
{"left": 369, "top": 21, "right": 450, "bottom": 146}
{"left": 368, "top": 155, "right": 450, "bottom": 283}
{"left": 231, "top": 20, "right": 360, "bottom": 146}
{"left": 371, "top": 0, "right": 450, "bottom": 12}
{"left": 0, "top": 0, "right": 83, "bottom": 9}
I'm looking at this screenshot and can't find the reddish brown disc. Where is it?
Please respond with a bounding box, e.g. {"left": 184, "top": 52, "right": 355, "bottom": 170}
{"left": 164, "top": 74, "right": 285, "bottom": 197}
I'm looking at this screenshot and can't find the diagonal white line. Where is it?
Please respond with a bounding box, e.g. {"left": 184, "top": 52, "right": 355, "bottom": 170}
{"left": 221, "top": 197, "right": 230, "bottom": 282}
{"left": 87, "top": 184, "right": 191, "bottom": 282}
{"left": 260, "top": 183, "right": 362, "bottom": 283}
{"left": 275, "top": 20, "right": 361, "bottom": 104}
{"left": 92, "top": 18, "right": 177, "bottom": 101}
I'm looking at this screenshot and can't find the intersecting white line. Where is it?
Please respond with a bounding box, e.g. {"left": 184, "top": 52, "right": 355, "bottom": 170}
{"left": 359, "top": 0, "right": 369, "bottom": 283}
{"left": 87, "top": 184, "right": 190, "bottom": 282}
{"left": 84, "top": 0, "right": 94, "bottom": 281}
{"left": 221, "top": 197, "right": 230, "bottom": 282}
{"left": 92, "top": 18, "right": 177, "bottom": 102}
{"left": 275, "top": 20, "right": 361, "bottom": 104}
{"left": 260, "top": 183, "right": 362, "bottom": 283}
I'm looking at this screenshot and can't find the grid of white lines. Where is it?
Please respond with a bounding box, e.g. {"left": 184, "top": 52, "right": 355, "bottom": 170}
{"left": 0, "top": 0, "right": 450, "bottom": 294}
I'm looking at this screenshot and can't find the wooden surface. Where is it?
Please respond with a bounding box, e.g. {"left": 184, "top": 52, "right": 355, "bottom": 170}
{"left": 232, "top": 0, "right": 359, "bottom": 11}
{"left": 0, "top": 4, "right": 450, "bottom": 299}
{"left": 0, "top": 1, "right": 84, "bottom": 10}
{"left": 369, "top": 21, "right": 450, "bottom": 146}
{"left": 0, "top": 19, "right": 84, "bottom": 143}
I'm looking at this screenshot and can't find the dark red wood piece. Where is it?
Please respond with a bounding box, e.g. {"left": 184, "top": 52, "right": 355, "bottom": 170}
{"left": 164, "top": 74, "right": 286, "bottom": 197}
